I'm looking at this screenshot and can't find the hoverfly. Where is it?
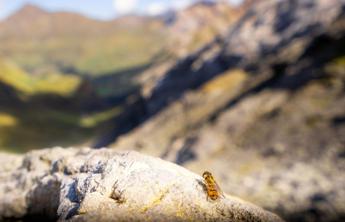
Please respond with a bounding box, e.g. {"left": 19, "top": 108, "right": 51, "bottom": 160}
{"left": 202, "top": 171, "right": 224, "bottom": 201}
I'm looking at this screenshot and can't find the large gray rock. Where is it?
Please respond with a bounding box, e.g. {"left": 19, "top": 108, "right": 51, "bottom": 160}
{"left": 0, "top": 147, "right": 283, "bottom": 221}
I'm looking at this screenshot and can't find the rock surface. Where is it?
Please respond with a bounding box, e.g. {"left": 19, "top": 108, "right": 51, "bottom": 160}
{"left": 0, "top": 147, "right": 283, "bottom": 221}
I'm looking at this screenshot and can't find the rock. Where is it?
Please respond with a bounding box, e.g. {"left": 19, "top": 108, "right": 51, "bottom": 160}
{"left": 0, "top": 147, "right": 283, "bottom": 221}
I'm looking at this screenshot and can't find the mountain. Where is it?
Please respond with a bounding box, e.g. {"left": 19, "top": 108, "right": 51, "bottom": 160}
{"left": 137, "top": 0, "right": 245, "bottom": 99}
{"left": 0, "top": 2, "right": 243, "bottom": 97}
{"left": 0, "top": 4, "right": 165, "bottom": 76}
{"left": 0, "top": 2, "right": 241, "bottom": 152}
{"left": 105, "top": 0, "right": 345, "bottom": 221}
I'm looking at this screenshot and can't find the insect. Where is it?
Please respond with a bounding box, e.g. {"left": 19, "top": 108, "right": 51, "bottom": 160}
{"left": 202, "top": 171, "right": 224, "bottom": 201}
{"left": 111, "top": 180, "right": 126, "bottom": 204}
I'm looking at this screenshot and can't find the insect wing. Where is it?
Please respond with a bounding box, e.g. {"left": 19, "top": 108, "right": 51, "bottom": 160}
{"left": 214, "top": 179, "right": 224, "bottom": 198}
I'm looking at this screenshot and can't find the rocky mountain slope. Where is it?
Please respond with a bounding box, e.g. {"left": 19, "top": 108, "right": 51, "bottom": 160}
{"left": 166, "top": 1, "right": 243, "bottom": 57}
{"left": 0, "top": 147, "right": 282, "bottom": 221}
{"left": 137, "top": 0, "right": 245, "bottom": 104}
{"left": 108, "top": 0, "right": 345, "bottom": 221}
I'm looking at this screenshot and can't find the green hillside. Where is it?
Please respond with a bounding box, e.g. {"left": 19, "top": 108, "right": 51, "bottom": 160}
{"left": 0, "top": 57, "right": 81, "bottom": 96}
{"left": 0, "top": 5, "right": 166, "bottom": 77}
{"left": 0, "top": 57, "right": 122, "bottom": 153}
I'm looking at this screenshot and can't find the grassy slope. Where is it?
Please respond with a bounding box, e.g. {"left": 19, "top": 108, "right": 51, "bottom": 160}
{"left": 0, "top": 57, "right": 81, "bottom": 96}
{"left": 0, "top": 58, "right": 121, "bottom": 153}
{"left": 0, "top": 106, "right": 122, "bottom": 153}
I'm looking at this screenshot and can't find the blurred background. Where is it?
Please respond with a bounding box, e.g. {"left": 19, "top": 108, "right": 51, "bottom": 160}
{"left": 0, "top": 0, "right": 344, "bottom": 221}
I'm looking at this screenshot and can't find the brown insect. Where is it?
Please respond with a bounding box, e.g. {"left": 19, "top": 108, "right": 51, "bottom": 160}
{"left": 111, "top": 180, "right": 126, "bottom": 204}
{"left": 202, "top": 171, "right": 224, "bottom": 201}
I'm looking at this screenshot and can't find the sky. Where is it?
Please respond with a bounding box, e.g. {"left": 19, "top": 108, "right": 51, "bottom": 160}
{"left": 0, "top": 0, "right": 243, "bottom": 21}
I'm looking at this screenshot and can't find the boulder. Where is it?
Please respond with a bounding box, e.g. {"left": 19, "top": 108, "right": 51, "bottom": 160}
{"left": 0, "top": 147, "right": 283, "bottom": 221}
